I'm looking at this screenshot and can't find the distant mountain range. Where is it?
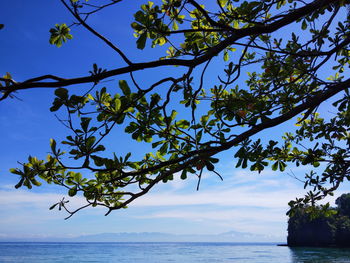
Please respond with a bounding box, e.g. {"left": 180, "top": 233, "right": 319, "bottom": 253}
{"left": 0, "top": 231, "right": 285, "bottom": 243}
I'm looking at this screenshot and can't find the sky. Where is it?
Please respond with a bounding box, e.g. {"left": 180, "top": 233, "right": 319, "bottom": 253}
{"left": 0, "top": 0, "right": 348, "bottom": 242}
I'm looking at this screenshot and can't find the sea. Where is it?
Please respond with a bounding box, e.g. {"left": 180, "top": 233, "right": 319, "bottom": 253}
{"left": 0, "top": 242, "right": 350, "bottom": 263}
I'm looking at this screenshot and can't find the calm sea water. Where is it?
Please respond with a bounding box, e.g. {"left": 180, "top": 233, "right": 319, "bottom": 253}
{"left": 0, "top": 242, "right": 350, "bottom": 263}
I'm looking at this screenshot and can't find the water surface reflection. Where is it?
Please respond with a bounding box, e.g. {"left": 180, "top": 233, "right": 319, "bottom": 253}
{"left": 289, "top": 247, "right": 350, "bottom": 263}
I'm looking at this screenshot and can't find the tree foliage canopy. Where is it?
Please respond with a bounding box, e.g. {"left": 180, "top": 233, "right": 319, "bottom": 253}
{"left": 288, "top": 193, "right": 350, "bottom": 247}
{"left": 1, "top": 0, "right": 350, "bottom": 218}
{"left": 336, "top": 193, "right": 350, "bottom": 216}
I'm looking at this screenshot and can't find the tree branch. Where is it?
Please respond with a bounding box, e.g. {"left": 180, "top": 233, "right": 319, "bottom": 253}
{"left": 1, "top": 0, "right": 338, "bottom": 100}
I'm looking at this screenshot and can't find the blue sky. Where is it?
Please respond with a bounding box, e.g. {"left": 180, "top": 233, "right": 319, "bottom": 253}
{"left": 0, "top": 1, "right": 348, "bottom": 241}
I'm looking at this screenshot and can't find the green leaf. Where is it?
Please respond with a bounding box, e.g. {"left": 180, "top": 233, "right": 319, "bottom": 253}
{"left": 23, "top": 179, "right": 32, "bottom": 189}
{"left": 86, "top": 136, "right": 96, "bottom": 149}
{"left": 50, "top": 99, "right": 63, "bottom": 112}
{"left": 91, "top": 155, "right": 105, "bottom": 166}
{"left": 68, "top": 187, "right": 77, "bottom": 197}
{"left": 119, "top": 80, "right": 131, "bottom": 95}
{"left": 236, "top": 158, "right": 242, "bottom": 168}
{"left": 223, "top": 50, "right": 229, "bottom": 61}
{"left": 137, "top": 32, "right": 147, "bottom": 50}
{"left": 170, "top": 110, "right": 178, "bottom": 121}
{"left": 200, "top": 115, "right": 209, "bottom": 124}
{"left": 94, "top": 144, "right": 106, "bottom": 152}
{"left": 31, "top": 179, "right": 42, "bottom": 186}
{"left": 159, "top": 142, "right": 168, "bottom": 155}
{"left": 157, "top": 37, "right": 167, "bottom": 46}
{"left": 73, "top": 173, "right": 82, "bottom": 182}
{"left": 278, "top": 161, "right": 286, "bottom": 171}
{"left": 272, "top": 161, "right": 278, "bottom": 171}
{"left": 176, "top": 119, "right": 190, "bottom": 129}
{"left": 114, "top": 98, "right": 121, "bottom": 111}
{"left": 172, "top": 21, "right": 179, "bottom": 30}
{"left": 196, "top": 130, "right": 203, "bottom": 142}
{"left": 218, "top": 0, "right": 228, "bottom": 6}
{"left": 14, "top": 178, "right": 24, "bottom": 189}
{"left": 301, "top": 20, "right": 307, "bottom": 30}
{"left": 10, "top": 168, "right": 24, "bottom": 176}
{"left": 81, "top": 117, "right": 91, "bottom": 133}
{"left": 124, "top": 107, "right": 135, "bottom": 113}
{"left": 205, "top": 161, "right": 215, "bottom": 171}
{"left": 242, "top": 158, "right": 248, "bottom": 169}
{"left": 180, "top": 170, "right": 187, "bottom": 180}
{"left": 313, "top": 161, "right": 320, "bottom": 167}
{"left": 125, "top": 152, "right": 131, "bottom": 161}
{"left": 152, "top": 140, "right": 164, "bottom": 148}
{"left": 49, "top": 23, "right": 73, "bottom": 47}
{"left": 55, "top": 88, "right": 68, "bottom": 99}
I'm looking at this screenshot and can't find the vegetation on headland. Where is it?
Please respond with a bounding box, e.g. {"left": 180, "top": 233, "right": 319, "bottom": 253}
{"left": 288, "top": 193, "right": 350, "bottom": 247}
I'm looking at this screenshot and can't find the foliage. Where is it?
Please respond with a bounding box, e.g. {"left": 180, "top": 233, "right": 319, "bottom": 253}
{"left": 288, "top": 193, "right": 350, "bottom": 247}
{"left": 49, "top": 24, "right": 73, "bottom": 47}
{"left": 1, "top": 0, "right": 350, "bottom": 218}
{"left": 335, "top": 215, "right": 350, "bottom": 246}
{"left": 336, "top": 193, "right": 350, "bottom": 216}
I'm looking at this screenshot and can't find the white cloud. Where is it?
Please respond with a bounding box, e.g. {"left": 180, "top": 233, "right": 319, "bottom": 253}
{"left": 140, "top": 208, "right": 286, "bottom": 222}
{"left": 137, "top": 207, "right": 288, "bottom": 236}
{"left": 0, "top": 189, "right": 85, "bottom": 208}
{"left": 128, "top": 165, "right": 344, "bottom": 236}
{"left": 133, "top": 166, "right": 306, "bottom": 209}
{"left": 0, "top": 189, "right": 105, "bottom": 232}
{"left": 133, "top": 187, "right": 299, "bottom": 208}
{"left": 0, "top": 164, "right": 345, "bottom": 238}
{"left": 0, "top": 189, "right": 99, "bottom": 225}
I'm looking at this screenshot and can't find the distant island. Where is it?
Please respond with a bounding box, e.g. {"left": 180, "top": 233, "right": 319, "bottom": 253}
{"left": 288, "top": 193, "right": 350, "bottom": 247}
{"left": 0, "top": 230, "right": 283, "bottom": 243}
